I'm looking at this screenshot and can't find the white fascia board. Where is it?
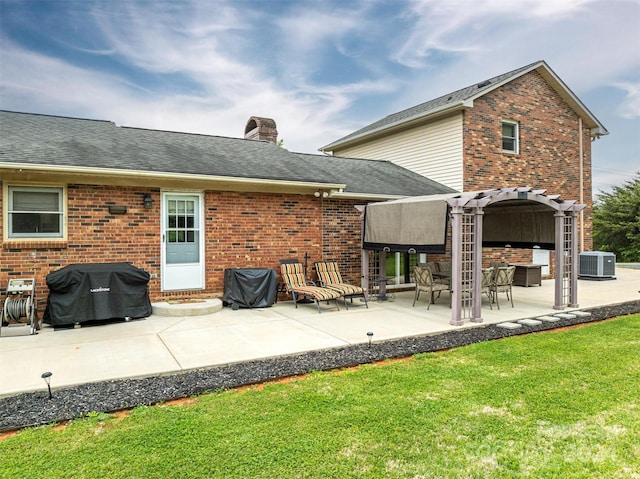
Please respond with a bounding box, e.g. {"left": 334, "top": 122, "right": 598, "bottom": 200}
{"left": 329, "top": 191, "right": 407, "bottom": 201}
{"left": 0, "top": 162, "right": 346, "bottom": 191}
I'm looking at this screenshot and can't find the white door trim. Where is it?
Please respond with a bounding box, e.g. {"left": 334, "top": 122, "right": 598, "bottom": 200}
{"left": 160, "top": 191, "right": 205, "bottom": 291}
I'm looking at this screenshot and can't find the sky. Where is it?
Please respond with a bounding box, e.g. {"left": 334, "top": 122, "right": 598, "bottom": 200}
{"left": 1, "top": 0, "right": 638, "bottom": 194}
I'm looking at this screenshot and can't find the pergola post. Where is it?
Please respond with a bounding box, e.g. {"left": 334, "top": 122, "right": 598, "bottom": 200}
{"left": 470, "top": 206, "right": 484, "bottom": 323}
{"left": 355, "top": 205, "right": 370, "bottom": 298}
{"left": 449, "top": 203, "right": 464, "bottom": 326}
{"left": 378, "top": 249, "right": 388, "bottom": 299}
{"left": 569, "top": 210, "right": 580, "bottom": 308}
{"left": 553, "top": 210, "right": 566, "bottom": 310}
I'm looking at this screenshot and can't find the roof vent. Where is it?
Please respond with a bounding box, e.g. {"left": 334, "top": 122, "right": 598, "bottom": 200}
{"left": 244, "top": 116, "right": 278, "bottom": 143}
{"left": 477, "top": 80, "right": 491, "bottom": 88}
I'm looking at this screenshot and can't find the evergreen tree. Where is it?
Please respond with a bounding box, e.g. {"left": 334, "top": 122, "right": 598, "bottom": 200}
{"left": 592, "top": 172, "right": 640, "bottom": 262}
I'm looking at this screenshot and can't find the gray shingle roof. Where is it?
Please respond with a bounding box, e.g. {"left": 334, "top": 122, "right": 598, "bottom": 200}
{"left": 321, "top": 60, "right": 607, "bottom": 150}
{"left": 293, "top": 152, "right": 457, "bottom": 196}
{"left": 0, "top": 110, "right": 455, "bottom": 197}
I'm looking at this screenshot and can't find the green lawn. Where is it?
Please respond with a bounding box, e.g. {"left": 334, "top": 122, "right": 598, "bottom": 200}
{"left": 2, "top": 315, "right": 639, "bottom": 478}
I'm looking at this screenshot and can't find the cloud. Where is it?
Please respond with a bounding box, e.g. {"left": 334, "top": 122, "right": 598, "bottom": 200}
{"left": 1, "top": 0, "right": 637, "bottom": 174}
{"left": 614, "top": 82, "right": 640, "bottom": 119}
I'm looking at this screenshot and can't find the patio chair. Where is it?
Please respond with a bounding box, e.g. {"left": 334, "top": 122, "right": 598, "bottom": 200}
{"left": 276, "top": 258, "right": 300, "bottom": 302}
{"left": 315, "top": 262, "right": 368, "bottom": 309}
{"left": 412, "top": 265, "right": 449, "bottom": 309}
{"left": 491, "top": 265, "right": 516, "bottom": 309}
{"left": 280, "top": 262, "right": 341, "bottom": 313}
{"left": 434, "top": 261, "right": 452, "bottom": 288}
{"left": 481, "top": 267, "right": 495, "bottom": 309}
{"left": 418, "top": 261, "right": 437, "bottom": 272}
{"left": 437, "top": 261, "right": 451, "bottom": 273}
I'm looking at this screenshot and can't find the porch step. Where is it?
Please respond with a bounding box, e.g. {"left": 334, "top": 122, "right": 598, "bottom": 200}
{"left": 152, "top": 299, "right": 223, "bottom": 317}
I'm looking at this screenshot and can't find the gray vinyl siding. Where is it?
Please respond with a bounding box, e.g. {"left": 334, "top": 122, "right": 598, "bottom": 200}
{"left": 333, "top": 113, "right": 464, "bottom": 192}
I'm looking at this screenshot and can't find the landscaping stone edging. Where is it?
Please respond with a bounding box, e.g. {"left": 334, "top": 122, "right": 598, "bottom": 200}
{"left": 1, "top": 300, "right": 639, "bottom": 433}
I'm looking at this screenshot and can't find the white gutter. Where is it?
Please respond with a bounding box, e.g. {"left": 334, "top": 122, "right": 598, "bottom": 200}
{"left": 329, "top": 191, "right": 408, "bottom": 201}
{"left": 0, "top": 162, "right": 346, "bottom": 191}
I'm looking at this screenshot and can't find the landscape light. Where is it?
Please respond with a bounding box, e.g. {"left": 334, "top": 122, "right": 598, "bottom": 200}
{"left": 41, "top": 371, "right": 53, "bottom": 400}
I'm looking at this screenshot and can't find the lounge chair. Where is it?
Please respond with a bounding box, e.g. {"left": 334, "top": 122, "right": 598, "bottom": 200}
{"left": 280, "top": 262, "right": 340, "bottom": 313}
{"left": 315, "top": 262, "right": 368, "bottom": 309}
{"left": 412, "top": 265, "right": 449, "bottom": 309}
{"left": 276, "top": 258, "right": 300, "bottom": 302}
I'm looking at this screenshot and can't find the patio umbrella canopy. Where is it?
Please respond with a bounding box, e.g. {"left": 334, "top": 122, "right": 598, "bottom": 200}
{"left": 363, "top": 194, "right": 452, "bottom": 253}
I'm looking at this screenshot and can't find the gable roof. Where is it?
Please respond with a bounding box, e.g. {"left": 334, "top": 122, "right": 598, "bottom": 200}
{"left": 0, "top": 110, "right": 456, "bottom": 199}
{"left": 320, "top": 60, "right": 608, "bottom": 152}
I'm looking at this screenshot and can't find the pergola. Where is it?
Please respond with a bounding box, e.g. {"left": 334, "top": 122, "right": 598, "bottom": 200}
{"left": 361, "top": 187, "right": 586, "bottom": 326}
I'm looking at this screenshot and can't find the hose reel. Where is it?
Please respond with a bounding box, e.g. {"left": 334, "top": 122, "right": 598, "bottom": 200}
{"left": 0, "top": 278, "right": 39, "bottom": 336}
{"left": 3, "top": 295, "right": 33, "bottom": 321}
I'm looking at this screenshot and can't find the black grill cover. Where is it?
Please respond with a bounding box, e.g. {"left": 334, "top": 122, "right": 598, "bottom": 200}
{"left": 44, "top": 263, "right": 152, "bottom": 326}
{"left": 223, "top": 268, "right": 276, "bottom": 308}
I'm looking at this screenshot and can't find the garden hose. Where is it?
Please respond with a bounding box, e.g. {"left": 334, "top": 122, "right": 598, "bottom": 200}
{"left": 3, "top": 295, "right": 32, "bottom": 322}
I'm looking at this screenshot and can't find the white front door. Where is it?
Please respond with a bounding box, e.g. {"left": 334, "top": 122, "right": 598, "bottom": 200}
{"left": 161, "top": 192, "right": 205, "bottom": 291}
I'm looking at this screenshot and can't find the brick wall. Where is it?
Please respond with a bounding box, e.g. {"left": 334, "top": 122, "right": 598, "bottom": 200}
{"left": 463, "top": 70, "right": 593, "bottom": 251}
{"left": 204, "top": 191, "right": 323, "bottom": 293}
{"left": 1, "top": 185, "right": 369, "bottom": 305}
{"left": 1, "top": 184, "right": 161, "bottom": 305}
{"left": 463, "top": 70, "right": 593, "bottom": 274}
{"left": 320, "top": 199, "right": 365, "bottom": 284}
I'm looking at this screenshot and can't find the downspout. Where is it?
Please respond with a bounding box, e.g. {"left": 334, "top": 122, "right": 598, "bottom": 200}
{"left": 579, "top": 117, "right": 584, "bottom": 252}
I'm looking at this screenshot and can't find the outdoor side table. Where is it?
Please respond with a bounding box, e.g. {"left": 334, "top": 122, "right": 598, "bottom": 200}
{"left": 510, "top": 263, "right": 544, "bottom": 287}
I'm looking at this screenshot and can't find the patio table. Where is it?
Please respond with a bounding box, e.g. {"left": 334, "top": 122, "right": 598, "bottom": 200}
{"left": 510, "top": 263, "right": 544, "bottom": 287}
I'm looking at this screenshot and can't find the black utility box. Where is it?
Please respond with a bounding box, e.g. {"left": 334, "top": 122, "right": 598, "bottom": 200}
{"left": 44, "top": 263, "right": 152, "bottom": 326}
{"left": 223, "top": 268, "right": 277, "bottom": 308}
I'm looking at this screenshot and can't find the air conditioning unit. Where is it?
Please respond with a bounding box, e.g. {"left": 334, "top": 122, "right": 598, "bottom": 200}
{"left": 579, "top": 251, "right": 616, "bottom": 280}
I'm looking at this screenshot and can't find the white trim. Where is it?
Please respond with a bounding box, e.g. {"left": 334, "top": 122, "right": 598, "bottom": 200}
{"left": 0, "top": 162, "right": 346, "bottom": 192}
{"left": 160, "top": 191, "right": 206, "bottom": 292}
{"left": 501, "top": 120, "right": 519, "bottom": 154}
{"left": 3, "top": 184, "right": 67, "bottom": 241}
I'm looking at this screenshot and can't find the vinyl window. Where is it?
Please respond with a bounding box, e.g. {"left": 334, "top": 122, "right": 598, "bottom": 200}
{"left": 501, "top": 120, "right": 519, "bottom": 154}
{"left": 7, "top": 186, "right": 64, "bottom": 238}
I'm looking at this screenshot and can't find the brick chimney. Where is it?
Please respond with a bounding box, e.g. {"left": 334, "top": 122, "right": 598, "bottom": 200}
{"left": 244, "top": 116, "right": 278, "bottom": 143}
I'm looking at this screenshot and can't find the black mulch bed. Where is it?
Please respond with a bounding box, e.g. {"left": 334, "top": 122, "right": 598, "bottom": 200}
{"left": 2, "top": 300, "right": 639, "bottom": 433}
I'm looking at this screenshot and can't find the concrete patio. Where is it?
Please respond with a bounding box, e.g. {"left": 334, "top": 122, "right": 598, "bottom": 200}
{"left": 1, "top": 265, "right": 638, "bottom": 398}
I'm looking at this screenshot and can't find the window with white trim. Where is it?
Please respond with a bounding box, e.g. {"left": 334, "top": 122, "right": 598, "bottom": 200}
{"left": 7, "top": 186, "right": 64, "bottom": 238}
{"left": 501, "top": 120, "right": 519, "bottom": 153}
